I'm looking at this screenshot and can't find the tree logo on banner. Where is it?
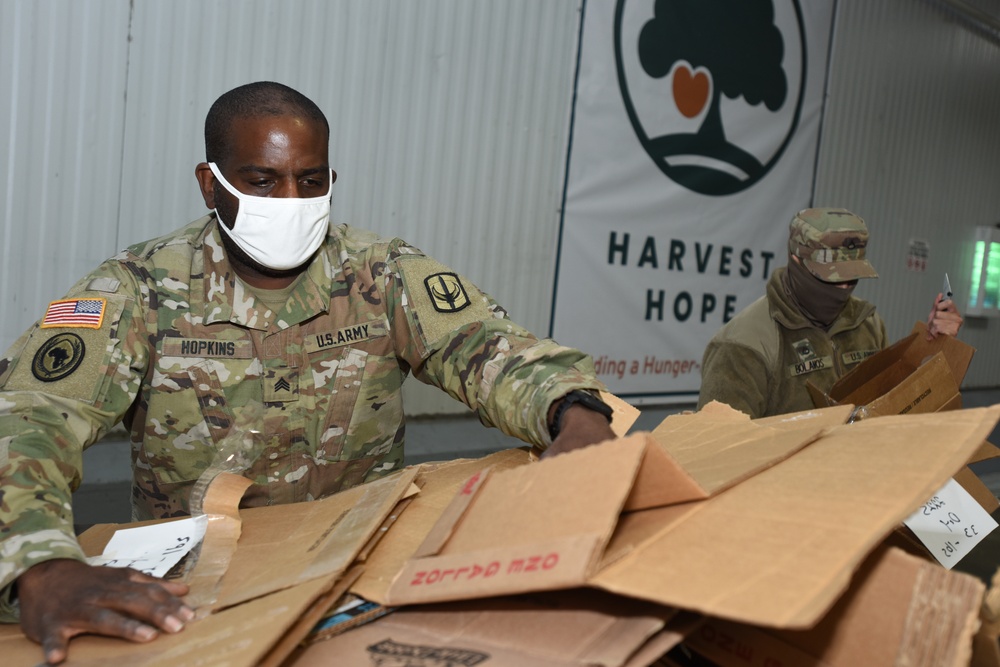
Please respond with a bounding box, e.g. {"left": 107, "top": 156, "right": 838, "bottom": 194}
{"left": 615, "top": 0, "right": 806, "bottom": 196}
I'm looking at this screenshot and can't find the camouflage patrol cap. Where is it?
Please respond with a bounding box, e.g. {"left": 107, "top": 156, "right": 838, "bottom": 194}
{"left": 788, "top": 208, "right": 879, "bottom": 282}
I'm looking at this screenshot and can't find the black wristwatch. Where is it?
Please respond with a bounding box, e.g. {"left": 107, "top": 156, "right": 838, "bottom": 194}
{"left": 548, "top": 390, "right": 614, "bottom": 440}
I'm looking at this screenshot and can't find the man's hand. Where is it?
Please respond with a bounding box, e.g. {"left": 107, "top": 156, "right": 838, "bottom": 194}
{"left": 542, "top": 403, "right": 617, "bottom": 459}
{"left": 17, "top": 558, "right": 193, "bottom": 665}
{"left": 927, "top": 293, "right": 963, "bottom": 339}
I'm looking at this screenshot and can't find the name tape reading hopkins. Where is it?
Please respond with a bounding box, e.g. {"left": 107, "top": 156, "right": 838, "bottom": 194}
{"left": 551, "top": 0, "right": 834, "bottom": 400}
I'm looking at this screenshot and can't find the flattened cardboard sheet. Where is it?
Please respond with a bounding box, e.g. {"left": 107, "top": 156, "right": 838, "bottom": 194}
{"left": 351, "top": 448, "right": 533, "bottom": 604}
{"left": 211, "top": 467, "right": 418, "bottom": 611}
{"left": 4, "top": 469, "right": 419, "bottom": 666}
{"left": 388, "top": 405, "right": 1000, "bottom": 631}
{"left": 0, "top": 576, "right": 336, "bottom": 667}
{"left": 290, "top": 589, "right": 685, "bottom": 667}
{"left": 642, "top": 403, "right": 853, "bottom": 507}
{"left": 684, "top": 546, "right": 984, "bottom": 667}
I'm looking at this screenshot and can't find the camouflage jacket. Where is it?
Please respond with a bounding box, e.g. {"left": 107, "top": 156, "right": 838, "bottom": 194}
{"left": 0, "top": 215, "right": 603, "bottom": 616}
{"left": 697, "top": 267, "right": 887, "bottom": 418}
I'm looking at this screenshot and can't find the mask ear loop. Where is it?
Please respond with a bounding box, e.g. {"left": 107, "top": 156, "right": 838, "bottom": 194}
{"left": 208, "top": 162, "right": 335, "bottom": 200}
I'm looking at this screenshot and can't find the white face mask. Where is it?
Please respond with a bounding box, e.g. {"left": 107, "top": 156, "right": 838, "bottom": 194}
{"left": 209, "top": 162, "right": 332, "bottom": 271}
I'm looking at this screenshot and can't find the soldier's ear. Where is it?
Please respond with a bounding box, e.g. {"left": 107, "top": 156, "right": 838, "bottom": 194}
{"left": 195, "top": 163, "right": 216, "bottom": 209}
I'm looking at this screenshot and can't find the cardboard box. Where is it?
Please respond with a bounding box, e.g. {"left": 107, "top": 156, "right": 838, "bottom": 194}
{"left": 288, "top": 589, "right": 697, "bottom": 667}
{"left": 807, "top": 321, "right": 975, "bottom": 419}
{"left": 974, "top": 565, "right": 1000, "bottom": 667}
{"left": 385, "top": 404, "right": 1000, "bottom": 631}
{"left": 683, "top": 545, "right": 985, "bottom": 667}
{"left": 351, "top": 448, "right": 535, "bottom": 604}
{"left": 0, "top": 468, "right": 420, "bottom": 667}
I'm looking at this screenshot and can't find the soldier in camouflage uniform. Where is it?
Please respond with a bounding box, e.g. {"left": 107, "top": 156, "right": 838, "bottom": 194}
{"left": 0, "top": 82, "right": 616, "bottom": 663}
{"left": 698, "top": 208, "right": 963, "bottom": 418}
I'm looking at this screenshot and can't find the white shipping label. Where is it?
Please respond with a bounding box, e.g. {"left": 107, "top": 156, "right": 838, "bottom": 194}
{"left": 903, "top": 478, "right": 997, "bottom": 569}
{"left": 86, "top": 514, "right": 208, "bottom": 578}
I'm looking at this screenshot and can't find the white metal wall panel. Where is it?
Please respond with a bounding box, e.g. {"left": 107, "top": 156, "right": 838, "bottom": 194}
{"left": 0, "top": 0, "right": 131, "bottom": 349}
{"left": 814, "top": 0, "right": 1000, "bottom": 388}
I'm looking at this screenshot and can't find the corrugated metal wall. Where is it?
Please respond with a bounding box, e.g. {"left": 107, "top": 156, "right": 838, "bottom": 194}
{"left": 0, "top": 0, "right": 582, "bottom": 415}
{"left": 814, "top": 0, "right": 1000, "bottom": 387}
{"left": 0, "top": 0, "right": 132, "bottom": 347}
{"left": 2, "top": 0, "right": 999, "bottom": 419}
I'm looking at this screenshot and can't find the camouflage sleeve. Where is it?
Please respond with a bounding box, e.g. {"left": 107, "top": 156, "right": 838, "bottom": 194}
{"left": 0, "top": 258, "right": 148, "bottom": 621}
{"left": 697, "top": 338, "right": 769, "bottom": 418}
{"left": 379, "top": 240, "right": 605, "bottom": 449}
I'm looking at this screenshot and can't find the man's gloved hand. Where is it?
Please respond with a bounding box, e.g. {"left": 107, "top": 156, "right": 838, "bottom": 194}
{"left": 17, "top": 558, "right": 193, "bottom": 665}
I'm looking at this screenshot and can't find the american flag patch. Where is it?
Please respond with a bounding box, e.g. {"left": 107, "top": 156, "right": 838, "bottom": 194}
{"left": 40, "top": 298, "right": 107, "bottom": 329}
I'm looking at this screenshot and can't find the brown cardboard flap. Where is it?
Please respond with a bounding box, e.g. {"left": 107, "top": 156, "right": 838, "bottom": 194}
{"left": 974, "top": 567, "right": 1000, "bottom": 667}
{"left": 626, "top": 434, "right": 710, "bottom": 511}
{"left": 809, "top": 322, "right": 975, "bottom": 414}
{"left": 291, "top": 589, "right": 681, "bottom": 667}
{"left": 351, "top": 449, "right": 533, "bottom": 605}
{"left": 443, "top": 436, "right": 646, "bottom": 554}
{"left": 185, "top": 472, "right": 254, "bottom": 611}
{"left": 826, "top": 330, "right": 923, "bottom": 402}
{"left": 211, "top": 467, "right": 418, "bottom": 612}
{"left": 907, "top": 320, "right": 976, "bottom": 385}
{"left": 0, "top": 574, "right": 341, "bottom": 667}
{"left": 685, "top": 546, "right": 984, "bottom": 667}
{"left": 257, "top": 565, "right": 364, "bottom": 667}
{"left": 807, "top": 379, "right": 837, "bottom": 408}
{"left": 411, "top": 467, "right": 493, "bottom": 559}
{"left": 592, "top": 407, "right": 1000, "bottom": 628}
{"left": 602, "top": 390, "right": 641, "bottom": 437}
{"left": 648, "top": 403, "right": 854, "bottom": 499}
{"left": 390, "top": 532, "right": 606, "bottom": 603}
{"left": 866, "top": 353, "right": 959, "bottom": 417}
{"left": 15, "top": 469, "right": 423, "bottom": 666}
{"left": 970, "top": 440, "right": 1000, "bottom": 465}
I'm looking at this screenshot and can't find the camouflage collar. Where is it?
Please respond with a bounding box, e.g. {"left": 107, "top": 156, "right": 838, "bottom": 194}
{"left": 195, "top": 218, "right": 333, "bottom": 332}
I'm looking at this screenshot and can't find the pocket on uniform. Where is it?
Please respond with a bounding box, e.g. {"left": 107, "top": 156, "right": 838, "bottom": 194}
{"left": 145, "top": 358, "right": 241, "bottom": 486}
{"left": 314, "top": 347, "right": 368, "bottom": 460}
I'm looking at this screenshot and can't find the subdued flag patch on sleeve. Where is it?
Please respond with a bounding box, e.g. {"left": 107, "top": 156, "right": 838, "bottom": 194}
{"left": 40, "top": 298, "right": 107, "bottom": 329}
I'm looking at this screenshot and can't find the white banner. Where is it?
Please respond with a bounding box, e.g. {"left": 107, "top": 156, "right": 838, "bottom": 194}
{"left": 551, "top": 0, "right": 835, "bottom": 401}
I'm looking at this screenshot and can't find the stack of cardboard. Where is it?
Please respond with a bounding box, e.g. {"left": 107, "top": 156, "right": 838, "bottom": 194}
{"left": 346, "top": 403, "right": 999, "bottom": 667}
{"left": 1, "top": 351, "right": 999, "bottom": 666}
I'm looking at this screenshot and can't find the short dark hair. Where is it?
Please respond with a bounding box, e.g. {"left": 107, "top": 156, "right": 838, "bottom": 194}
{"left": 204, "top": 81, "right": 329, "bottom": 164}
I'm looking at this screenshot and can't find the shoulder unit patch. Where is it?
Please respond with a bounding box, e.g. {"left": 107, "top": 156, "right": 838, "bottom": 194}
{"left": 424, "top": 272, "right": 470, "bottom": 313}
{"left": 31, "top": 333, "right": 86, "bottom": 382}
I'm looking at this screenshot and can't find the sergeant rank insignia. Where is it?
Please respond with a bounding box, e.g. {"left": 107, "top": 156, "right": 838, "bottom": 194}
{"left": 424, "top": 272, "right": 470, "bottom": 313}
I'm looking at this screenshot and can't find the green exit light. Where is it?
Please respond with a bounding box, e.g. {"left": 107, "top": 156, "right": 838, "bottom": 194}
{"left": 969, "top": 228, "right": 1000, "bottom": 315}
